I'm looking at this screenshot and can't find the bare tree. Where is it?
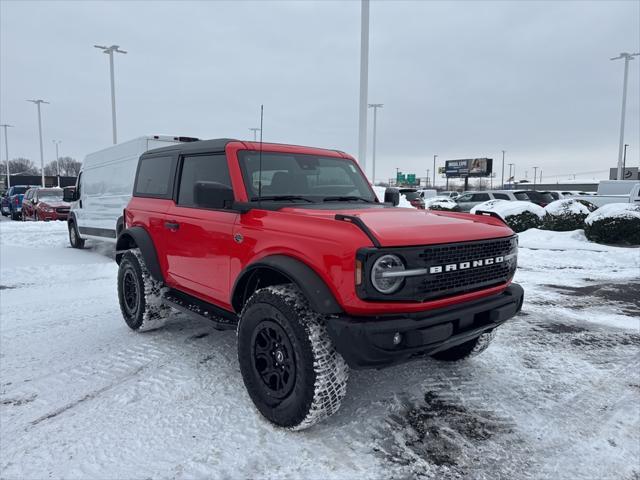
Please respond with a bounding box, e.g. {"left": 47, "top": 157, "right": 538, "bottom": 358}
{"left": 0, "top": 158, "right": 39, "bottom": 176}
{"left": 56, "top": 157, "right": 82, "bottom": 176}
{"left": 43, "top": 161, "right": 58, "bottom": 176}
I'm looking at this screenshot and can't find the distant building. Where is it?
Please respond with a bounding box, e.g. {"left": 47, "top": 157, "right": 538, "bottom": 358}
{"left": 0, "top": 175, "right": 77, "bottom": 192}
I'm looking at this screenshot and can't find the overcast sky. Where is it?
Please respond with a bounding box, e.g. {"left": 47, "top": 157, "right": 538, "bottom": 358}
{"left": 1, "top": 0, "right": 639, "bottom": 183}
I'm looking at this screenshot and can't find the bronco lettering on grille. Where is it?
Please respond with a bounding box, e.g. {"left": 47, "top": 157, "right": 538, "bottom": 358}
{"left": 429, "top": 256, "right": 505, "bottom": 274}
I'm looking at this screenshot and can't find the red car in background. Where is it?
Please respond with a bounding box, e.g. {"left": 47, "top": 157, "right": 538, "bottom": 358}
{"left": 22, "top": 188, "right": 70, "bottom": 221}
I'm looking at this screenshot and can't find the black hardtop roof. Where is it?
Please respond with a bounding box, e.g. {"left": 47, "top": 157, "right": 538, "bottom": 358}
{"left": 143, "top": 138, "right": 238, "bottom": 157}
{"left": 142, "top": 138, "right": 349, "bottom": 159}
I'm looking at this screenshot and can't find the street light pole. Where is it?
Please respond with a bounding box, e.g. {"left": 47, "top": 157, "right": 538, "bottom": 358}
{"left": 533, "top": 166, "right": 538, "bottom": 187}
{"left": 433, "top": 154, "right": 437, "bottom": 189}
{"left": 501, "top": 150, "right": 505, "bottom": 189}
{"left": 508, "top": 163, "right": 514, "bottom": 187}
{"left": 368, "top": 103, "right": 383, "bottom": 183}
{"left": 358, "top": 0, "right": 370, "bottom": 172}
{"left": 249, "top": 128, "right": 261, "bottom": 142}
{"left": 623, "top": 144, "right": 629, "bottom": 172}
{"left": 611, "top": 52, "right": 639, "bottom": 180}
{"left": 53, "top": 140, "right": 61, "bottom": 187}
{"left": 0, "top": 124, "right": 13, "bottom": 188}
{"left": 94, "top": 44, "right": 127, "bottom": 144}
{"left": 26, "top": 99, "right": 49, "bottom": 187}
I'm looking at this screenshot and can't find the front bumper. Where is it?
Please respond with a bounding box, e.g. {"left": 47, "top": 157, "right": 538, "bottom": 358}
{"left": 325, "top": 283, "right": 524, "bottom": 369}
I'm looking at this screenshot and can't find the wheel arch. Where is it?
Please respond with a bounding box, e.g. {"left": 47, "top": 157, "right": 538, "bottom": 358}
{"left": 115, "top": 226, "right": 164, "bottom": 282}
{"left": 231, "top": 255, "right": 343, "bottom": 315}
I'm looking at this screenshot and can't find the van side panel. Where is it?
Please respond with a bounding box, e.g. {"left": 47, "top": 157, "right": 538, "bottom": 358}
{"left": 74, "top": 137, "right": 181, "bottom": 240}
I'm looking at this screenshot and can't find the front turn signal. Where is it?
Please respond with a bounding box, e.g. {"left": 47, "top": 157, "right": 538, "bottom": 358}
{"left": 355, "top": 259, "right": 363, "bottom": 285}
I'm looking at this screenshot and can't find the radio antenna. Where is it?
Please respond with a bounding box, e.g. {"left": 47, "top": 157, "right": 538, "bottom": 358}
{"left": 258, "top": 104, "right": 264, "bottom": 205}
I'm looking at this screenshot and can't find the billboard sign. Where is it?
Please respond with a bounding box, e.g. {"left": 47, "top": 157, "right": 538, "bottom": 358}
{"left": 445, "top": 158, "right": 493, "bottom": 177}
{"left": 609, "top": 167, "right": 639, "bottom": 180}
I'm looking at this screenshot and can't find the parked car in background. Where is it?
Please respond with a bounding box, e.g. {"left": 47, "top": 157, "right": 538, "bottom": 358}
{"left": 22, "top": 187, "right": 69, "bottom": 221}
{"left": 454, "top": 191, "right": 513, "bottom": 211}
{"left": 65, "top": 135, "right": 196, "bottom": 248}
{"left": 417, "top": 189, "right": 437, "bottom": 200}
{"left": 400, "top": 188, "right": 425, "bottom": 209}
{"left": 438, "top": 190, "right": 460, "bottom": 199}
{"left": 513, "top": 190, "right": 554, "bottom": 207}
{"left": 1, "top": 185, "right": 38, "bottom": 220}
{"left": 1, "top": 192, "right": 10, "bottom": 216}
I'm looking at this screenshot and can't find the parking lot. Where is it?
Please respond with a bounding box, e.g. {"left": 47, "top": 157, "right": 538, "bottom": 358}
{"left": 0, "top": 219, "right": 638, "bottom": 479}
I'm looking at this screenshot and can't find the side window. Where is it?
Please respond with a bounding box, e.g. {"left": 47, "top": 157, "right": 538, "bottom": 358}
{"left": 472, "top": 193, "right": 491, "bottom": 202}
{"left": 457, "top": 194, "right": 473, "bottom": 202}
{"left": 493, "top": 193, "right": 510, "bottom": 200}
{"left": 134, "top": 156, "right": 175, "bottom": 197}
{"left": 178, "top": 154, "right": 232, "bottom": 207}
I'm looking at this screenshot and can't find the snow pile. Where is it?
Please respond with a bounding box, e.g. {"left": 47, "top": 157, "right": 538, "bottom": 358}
{"left": 542, "top": 199, "right": 590, "bottom": 231}
{"left": 583, "top": 203, "right": 640, "bottom": 245}
{"left": 584, "top": 203, "right": 640, "bottom": 225}
{"left": 424, "top": 197, "right": 459, "bottom": 211}
{"left": 470, "top": 199, "right": 545, "bottom": 218}
{"left": 372, "top": 186, "right": 414, "bottom": 208}
{"left": 470, "top": 200, "right": 545, "bottom": 232}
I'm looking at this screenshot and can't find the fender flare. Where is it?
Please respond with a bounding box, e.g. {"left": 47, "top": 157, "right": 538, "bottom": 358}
{"left": 115, "top": 226, "right": 163, "bottom": 282}
{"left": 231, "top": 255, "right": 343, "bottom": 315}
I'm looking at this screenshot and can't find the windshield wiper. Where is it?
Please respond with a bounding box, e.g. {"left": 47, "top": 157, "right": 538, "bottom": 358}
{"left": 251, "top": 195, "right": 315, "bottom": 203}
{"left": 322, "top": 196, "right": 373, "bottom": 203}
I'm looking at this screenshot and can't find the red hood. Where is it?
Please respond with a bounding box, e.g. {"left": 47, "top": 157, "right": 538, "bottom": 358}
{"left": 280, "top": 206, "right": 514, "bottom": 247}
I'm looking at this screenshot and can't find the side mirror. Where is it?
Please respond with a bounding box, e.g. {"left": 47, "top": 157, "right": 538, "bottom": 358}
{"left": 384, "top": 187, "right": 400, "bottom": 206}
{"left": 194, "top": 181, "right": 234, "bottom": 209}
{"left": 63, "top": 186, "right": 77, "bottom": 202}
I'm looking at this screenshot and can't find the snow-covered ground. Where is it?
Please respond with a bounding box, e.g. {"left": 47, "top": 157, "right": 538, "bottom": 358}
{"left": 1, "top": 219, "right": 639, "bottom": 479}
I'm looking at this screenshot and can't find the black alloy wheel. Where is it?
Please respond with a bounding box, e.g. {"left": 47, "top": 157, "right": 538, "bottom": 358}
{"left": 122, "top": 268, "right": 141, "bottom": 318}
{"left": 251, "top": 320, "right": 296, "bottom": 399}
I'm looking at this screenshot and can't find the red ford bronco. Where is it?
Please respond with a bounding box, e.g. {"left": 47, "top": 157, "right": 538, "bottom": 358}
{"left": 116, "top": 139, "right": 523, "bottom": 430}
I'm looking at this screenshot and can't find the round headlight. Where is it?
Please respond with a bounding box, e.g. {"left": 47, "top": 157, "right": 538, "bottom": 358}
{"left": 371, "top": 254, "right": 405, "bottom": 294}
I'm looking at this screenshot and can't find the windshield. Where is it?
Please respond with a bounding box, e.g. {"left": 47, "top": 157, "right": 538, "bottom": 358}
{"left": 39, "top": 190, "right": 63, "bottom": 200}
{"left": 238, "top": 151, "right": 375, "bottom": 202}
{"left": 12, "top": 186, "right": 28, "bottom": 195}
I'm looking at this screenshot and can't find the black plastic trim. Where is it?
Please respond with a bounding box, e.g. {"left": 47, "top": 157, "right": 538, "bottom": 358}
{"left": 79, "top": 226, "right": 117, "bottom": 239}
{"left": 231, "top": 255, "right": 343, "bottom": 314}
{"left": 335, "top": 214, "right": 381, "bottom": 247}
{"left": 325, "top": 283, "right": 524, "bottom": 369}
{"left": 115, "top": 226, "right": 163, "bottom": 282}
{"left": 163, "top": 288, "right": 238, "bottom": 329}
{"left": 474, "top": 210, "right": 509, "bottom": 226}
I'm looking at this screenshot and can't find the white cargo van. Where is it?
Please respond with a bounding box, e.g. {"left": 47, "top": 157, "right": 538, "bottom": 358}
{"left": 572, "top": 180, "right": 640, "bottom": 208}
{"left": 66, "top": 135, "right": 197, "bottom": 248}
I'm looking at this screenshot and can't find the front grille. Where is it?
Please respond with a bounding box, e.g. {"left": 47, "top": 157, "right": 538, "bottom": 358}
{"left": 56, "top": 207, "right": 69, "bottom": 214}
{"left": 358, "top": 236, "right": 517, "bottom": 302}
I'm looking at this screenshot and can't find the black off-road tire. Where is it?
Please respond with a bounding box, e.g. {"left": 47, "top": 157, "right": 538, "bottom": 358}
{"left": 117, "top": 249, "right": 170, "bottom": 331}
{"left": 237, "top": 284, "right": 349, "bottom": 430}
{"left": 431, "top": 330, "right": 497, "bottom": 362}
{"left": 11, "top": 210, "right": 20, "bottom": 221}
{"left": 68, "top": 220, "right": 85, "bottom": 249}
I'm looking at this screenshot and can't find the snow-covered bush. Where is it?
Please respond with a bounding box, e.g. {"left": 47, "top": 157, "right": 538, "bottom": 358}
{"left": 584, "top": 203, "right": 640, "bottom": 245}
{"left": 424, "top": 197, "right": 460, "bottom": 211}
{"left": 470, "top": 200, "right": 545, "bottom": 232}
{"left": 542, "top": 199, "right": 590, "bottom": 231}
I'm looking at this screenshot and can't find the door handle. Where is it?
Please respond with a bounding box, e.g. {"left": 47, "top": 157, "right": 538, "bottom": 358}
{"left": 165, "top": 221, "right": 180, "bottom": 230}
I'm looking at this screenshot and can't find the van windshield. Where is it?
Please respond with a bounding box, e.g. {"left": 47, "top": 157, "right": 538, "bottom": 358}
{"left": 238, "top": 151, "right": 375, "bottom": 203}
